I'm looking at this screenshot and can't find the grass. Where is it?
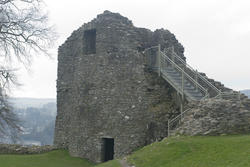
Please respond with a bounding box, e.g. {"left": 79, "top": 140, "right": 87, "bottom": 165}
{"left": 128, "top": 135, "right": 250, "bottom": 167}
{"left": 0, "top": 150, "right": 94, "bottom": 167}
{"left": 1, "top": 135, "right": 250, "bottom": 167}
{"left": 95, "top": 160, "right": 121, "bottom": 167}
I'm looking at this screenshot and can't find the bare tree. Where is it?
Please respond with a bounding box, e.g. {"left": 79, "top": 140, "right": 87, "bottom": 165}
{"left": 0, "top": 0, "right": 56, "bottom": 63}
{"left": 0, "top": 67, "right": 20, "bottom": 138}
{"left": 0, "top": 0, "right": 56, "bottom": 138}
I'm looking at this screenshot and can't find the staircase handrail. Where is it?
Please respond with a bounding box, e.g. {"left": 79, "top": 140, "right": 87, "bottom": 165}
{"left": 160, "top": 51, "right": 208, "bottom": 97}
{"left": 216, "top": 91, "right": 241, "bottom": 100}
{"left": 165, "top": 47, "right": 221, "bottom": 96}
{"left": 169, "top": 108, "right": 191, "bottom": 125}
{"left": 168, "top": 108, "right": 191, "bottom": 137}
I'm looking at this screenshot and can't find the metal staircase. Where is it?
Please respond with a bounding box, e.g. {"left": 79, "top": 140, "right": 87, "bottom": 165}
{"left": 144, "top": 45, "right": 241, "bottom": 137}
{"left": 144, "top": 45, "right": 220, "bottom": 101}
{"left": 160, "top": 53, "right": 208, "bottom": 101}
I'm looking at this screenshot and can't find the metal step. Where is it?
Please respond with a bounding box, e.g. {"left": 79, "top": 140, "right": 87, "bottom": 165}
{"left": 160, "top": 63, "right": 207, "bottom": 100}
{"left": 161, "top": 69, "right": 205, "bottom": 100}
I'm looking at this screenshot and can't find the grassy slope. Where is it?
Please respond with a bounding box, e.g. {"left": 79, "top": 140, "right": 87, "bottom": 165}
{"left": 0, "top": 150, "right": 94, "bottom": 167}
{"left": 95, "top": 160, "right": 121, "bottom": 167}
{"left": 1, "top": 135, "right": 250, "bottom": 167}
{"left": 129, "top": 135, "right": 250, "bottom": 167}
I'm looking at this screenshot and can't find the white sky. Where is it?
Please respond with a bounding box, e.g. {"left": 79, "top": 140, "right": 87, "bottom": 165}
{"left": 13, "top": 0, "right": 250, "bottom": 98}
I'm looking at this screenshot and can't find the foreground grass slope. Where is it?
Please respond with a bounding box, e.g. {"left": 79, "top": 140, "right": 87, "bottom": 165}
{"left": 0, "top": 135, "right": 250, "bottom": 167}
{"left": 0, "top": 150, "right": 94, "bottom": 167}
{"left": 0, "top": 149, "right": 121, "bottom": 167}
{"left": 129, "top": 135, "right": 250, "bottom": 167}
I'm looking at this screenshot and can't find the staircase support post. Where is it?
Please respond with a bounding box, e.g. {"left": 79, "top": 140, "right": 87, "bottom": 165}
{"left": 157, "top": 44, "right": 161, "bottom": 76}
{"left": 180, "top": 100, "right": 183, "bottom": 120}
{"left": 195, "top": 70, "right": 198, "bottom": 91}
{"left": 182, "top": 71, "right": 184, "bottom": 94}
{"left": 181, "top": 71, "right": 184, "bottom": 120}
{"left": 171, "top": 46, "right": 174, "bottom": 67}
{"left": 168, "top": 119, "right": 170, "bottom": 137}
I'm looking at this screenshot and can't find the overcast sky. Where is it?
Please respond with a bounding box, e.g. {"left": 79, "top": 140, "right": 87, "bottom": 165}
{"left": 12, "top": 0, "right": 250, "bottom": 98}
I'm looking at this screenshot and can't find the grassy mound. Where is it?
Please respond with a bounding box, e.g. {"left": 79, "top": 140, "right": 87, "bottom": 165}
{"left": 128, "top": 135, "right": 250, "bottom": 167}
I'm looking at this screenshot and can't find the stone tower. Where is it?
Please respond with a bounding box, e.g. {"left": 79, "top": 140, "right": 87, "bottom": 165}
{"left": 54, "top": 11, "right": 185, "bottom": 163}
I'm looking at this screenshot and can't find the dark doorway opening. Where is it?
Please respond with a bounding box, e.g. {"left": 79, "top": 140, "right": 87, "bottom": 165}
{"left": 84, "top": 29, "right": 96, "bottom": 54}
{"left": 102, "top": 138, "right": 114, "bottom": 162}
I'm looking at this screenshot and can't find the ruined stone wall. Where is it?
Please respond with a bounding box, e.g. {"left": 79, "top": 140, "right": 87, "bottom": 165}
{"left": 175, "top": 98, "right": 250, "bottom": 136}
{"left": 0, "top": 144, "right": 56, "bottom": 154}
{"left": 54, "top": 11, "right": 185, "bottom": 163}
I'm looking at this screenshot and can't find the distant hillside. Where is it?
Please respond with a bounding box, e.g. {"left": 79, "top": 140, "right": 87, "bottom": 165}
{"left": 1, "top": 98, "right": 56, "bottom": 146}
{"left": 241, "top": 89, "right": 250, "bottom": 98}
{"left": 15, "top": 102, "right": 57, "bottom": 145}
{"left": 10, "top": 97, "right": 56, "bottom": 108}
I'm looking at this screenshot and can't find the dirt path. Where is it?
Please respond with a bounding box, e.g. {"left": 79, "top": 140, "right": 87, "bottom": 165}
{"left": 119, "top": 158, "right": 134, "bottom": 167}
